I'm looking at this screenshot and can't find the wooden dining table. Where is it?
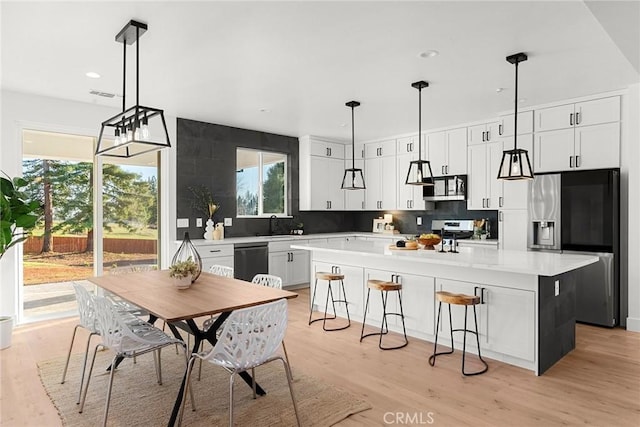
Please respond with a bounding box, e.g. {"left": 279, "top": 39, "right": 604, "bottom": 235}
{"left": 88, "top": 269, "right": 298, "bottom": 427}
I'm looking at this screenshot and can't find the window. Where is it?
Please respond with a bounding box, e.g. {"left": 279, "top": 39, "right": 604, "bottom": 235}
{"left": 236, "top": 148, "right": 287, "bottom": 216}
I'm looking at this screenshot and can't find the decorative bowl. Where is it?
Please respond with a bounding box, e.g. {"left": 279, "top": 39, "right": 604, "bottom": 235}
{"left": 417, "top": 236, "right": 442, "bottom": 249}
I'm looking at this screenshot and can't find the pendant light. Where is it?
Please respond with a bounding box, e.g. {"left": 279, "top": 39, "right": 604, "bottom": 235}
{"left": 341, "top": 101, "right": 366, "bottom": 190}
{"left": 95, "top": 19, "right": 171, "bottom": 158}
{"left": 405, "top": 81, "right": 434, "bottom": 186}
{"left": 497, "top": 52, "right": 534, "bottom": 180}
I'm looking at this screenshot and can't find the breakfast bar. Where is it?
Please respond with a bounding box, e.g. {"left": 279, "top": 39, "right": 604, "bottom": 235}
{"left": 291, "top": 240, "right": 599, "bottom": 375}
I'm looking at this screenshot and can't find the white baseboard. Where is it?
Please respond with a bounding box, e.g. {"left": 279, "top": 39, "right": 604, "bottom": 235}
{"left": 626, "top": 316, "right": 640, "bottom": 332}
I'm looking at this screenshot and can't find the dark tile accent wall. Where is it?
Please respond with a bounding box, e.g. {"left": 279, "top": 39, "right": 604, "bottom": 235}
{"left": 176, "top": 117, "right": 499, "bottom": 239}
{"left": 538, "top": 272, "right": 577, "bottom": 374}
{"left": 176, "top": 118, "right": 353, "bottom": 238}
{"left": 352, "top": 202, "right": 499, "bottom": 238}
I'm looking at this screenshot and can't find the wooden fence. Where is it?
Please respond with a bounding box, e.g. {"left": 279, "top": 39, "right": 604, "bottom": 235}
{"left": 23, "top": 236, "right": 157, "bottom": 254}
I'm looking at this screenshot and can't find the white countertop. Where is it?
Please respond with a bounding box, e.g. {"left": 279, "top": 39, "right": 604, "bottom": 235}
{"left": 180, "top": 232, "right": 416, "bottom": 246}
{"left": 290, "top": 240, "right": 598, "bottom": 277}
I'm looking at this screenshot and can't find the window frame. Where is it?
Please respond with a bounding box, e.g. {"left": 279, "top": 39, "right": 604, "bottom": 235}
{"left": 236, "top": 148, "right": 289, "bottom": 218}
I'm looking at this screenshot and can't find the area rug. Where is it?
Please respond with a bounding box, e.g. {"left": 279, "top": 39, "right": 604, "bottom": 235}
{"left": 38, "top": 350, "right": 371, "bottom": 426}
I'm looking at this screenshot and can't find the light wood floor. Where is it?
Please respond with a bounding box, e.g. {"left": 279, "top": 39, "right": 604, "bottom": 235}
{"left": 1, "top": 288, "right": 639, "bottom": 426}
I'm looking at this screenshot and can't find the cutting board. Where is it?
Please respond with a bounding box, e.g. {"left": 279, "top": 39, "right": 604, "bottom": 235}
{"left": 388, "top": 245, "right": 418, "bottom": 251}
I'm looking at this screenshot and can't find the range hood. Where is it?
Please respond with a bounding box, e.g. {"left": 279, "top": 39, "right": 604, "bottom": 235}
{"left": 423, "top": 175, "right": 467, "bottom": 201}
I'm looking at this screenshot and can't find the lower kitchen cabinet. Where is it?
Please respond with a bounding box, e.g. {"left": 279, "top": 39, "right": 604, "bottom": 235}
{"left": 194, "top": 243, "right": 234, "bottom": 274}
{"left": 312, "top": 261, "right": 364, "bottom": 318}
{"left": 436, "top": 278, "right": 534, "bottom": 362}
{"left": 268, "top": 240, "right": 310, "bottom": 287}
{"left": 498, "top": 209, "right": 529, "bottom": 251}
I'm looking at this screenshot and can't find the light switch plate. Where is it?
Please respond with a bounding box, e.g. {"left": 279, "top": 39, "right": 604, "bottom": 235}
{"left": 196, "top": 218, "right": 202, "bottom": 227}
{"left": 416, "top": 217, "right": 422, "bottom": 226}
{"left": 224, "top": 217, "right": 232, "bottom": 226}
{"left": 177, "top": 218, "right": 189, "bottom": 228}
{"left": 554, "top": 280, "right": 560, "bottom": 296}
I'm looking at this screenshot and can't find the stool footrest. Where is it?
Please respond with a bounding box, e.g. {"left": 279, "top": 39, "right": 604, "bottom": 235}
{"left": 360, "top": 331, "right": 408, "bottom": 350}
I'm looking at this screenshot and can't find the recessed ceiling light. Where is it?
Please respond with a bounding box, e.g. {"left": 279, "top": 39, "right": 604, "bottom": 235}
{"left": 418, "top": 50, "right": 439, "bottom": 59}
{"left": 496, "top": 88, "right": 504, "bottom": 93}
{"left": 519, "top": 98, "right": 527, "bottom": 103}
{"left": 86, "top": 71, "right": 101, "bottom": 79}
{"left": 340, "top": 123, "right": 347, "bottom": 127}
{"left": 259, "top": 108, "right": 270, "bottom": 113}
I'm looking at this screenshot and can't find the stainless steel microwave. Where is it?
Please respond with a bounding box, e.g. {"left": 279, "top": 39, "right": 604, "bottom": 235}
{"left": 423, "top": 175, "right": 467, "bottom": 201}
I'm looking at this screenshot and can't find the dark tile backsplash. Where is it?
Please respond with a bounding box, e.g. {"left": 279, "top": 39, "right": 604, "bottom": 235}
{"left": 176, "top": 117, "right": 498, "bottom": 239}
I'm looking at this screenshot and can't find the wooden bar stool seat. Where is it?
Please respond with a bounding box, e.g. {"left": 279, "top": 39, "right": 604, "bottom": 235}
{"left": 360, "top": 279, "right": 408, "bottom": 350}
{"left": 429, "top": 290, "right": 488, "bottom": 376}
{"left": 308, "top": 270, "right": 351, "bottom": 331}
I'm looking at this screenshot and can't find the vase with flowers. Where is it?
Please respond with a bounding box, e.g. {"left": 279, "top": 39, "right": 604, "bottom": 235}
{"left": 188, "top": 185, "right": 219, "bottom": 240}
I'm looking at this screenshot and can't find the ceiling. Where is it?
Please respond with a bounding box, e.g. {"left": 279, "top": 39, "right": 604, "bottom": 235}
{"left": 2, "top": 1, "right": 639, "bottom": 143}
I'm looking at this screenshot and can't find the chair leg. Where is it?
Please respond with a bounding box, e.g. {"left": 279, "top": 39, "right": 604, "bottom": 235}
{"left": 308, "top": 279, "right": 319, "bottom": 325}
{"left": 339, "top": 279, "right": 351, "bottom": 324}
{"left": 281, "top": 340, "right": 292, "bottom": 379}
{"left": 429, "top": 302, "right": 454, "bottom": 366}
{"left": 396, "top": 290, "right": 409, "bottom": 345}
{"left": 76, "top": 331, "right": 98, "bottom": 404}
{"left": 102, "top": 354, "right": 119, "bottom": 427}
{"left": 228, "top": 372, "right": 236, "bottom": 427}
{"left": 177, "top": 355, "right": 198, "bottom": 426}
{"left": 360, "top": 288, "right": 371, "bottom": 342}
{"left": 461, "top": 305, "right": 489, "bottom": 376}
{"left": 280, "top": 357, "right": 302, "bottom": 427}
{"left": 79, "top": 343, "right": 103, "bottom": 413}
{"left": 61, "top": 324, "right": 80, "bottom": 384}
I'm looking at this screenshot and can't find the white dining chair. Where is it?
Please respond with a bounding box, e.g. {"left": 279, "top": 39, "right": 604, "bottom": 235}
{"left": 178, "top": 299, "right": 300, "bottom": 427}
{"left": 107, "top": 264, "right": 157, "bottom": 316}
{"left": 61, "top": 283, "right": 100, "bottom": 404}
{"left": 79, "top": 296, "right": 193, "bottom": 427}
{"left": 208, "top": 264, "right": 234, "bottom": 278}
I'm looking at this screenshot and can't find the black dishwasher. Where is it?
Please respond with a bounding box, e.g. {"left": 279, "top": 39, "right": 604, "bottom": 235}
{"left": 234, "top": 242, "right": 269, "bottom": 282}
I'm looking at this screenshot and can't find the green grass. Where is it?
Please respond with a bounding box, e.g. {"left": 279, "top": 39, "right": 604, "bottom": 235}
{"left": 30, "top": 223, "right": 157, "bottom": 240}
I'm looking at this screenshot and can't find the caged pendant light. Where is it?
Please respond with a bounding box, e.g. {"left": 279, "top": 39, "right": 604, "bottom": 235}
{"left": 405, "top": 81, "right": 434, "bottom": 186}
{"left": 95, "top": 19, "right": 171, "bottom": 158}
{"left": 497, "top": 52, "right": 534, "bottom": 180}
{"left": 341, "top": 101, "right": 366, "bottom": 190}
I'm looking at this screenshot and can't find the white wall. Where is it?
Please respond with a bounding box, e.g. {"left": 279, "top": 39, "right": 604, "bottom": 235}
{"left": 625, "top": 83, "right": 640, "bottom": 331}
{"left": 0, "top": 90, "right": 177, "bottom": 322}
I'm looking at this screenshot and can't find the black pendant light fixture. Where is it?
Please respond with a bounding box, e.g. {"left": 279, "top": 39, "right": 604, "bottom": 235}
{"left": 341, "top": 100, "right": 366, "bottom": 190}
{"left": 405, "top": 81, "right": 434, "bottom": 186}
{"left": 95, "top": 20, "right": 171, "bottom": 158}
{"left": 497, "top": 52, "right": 534, "bottom": 180}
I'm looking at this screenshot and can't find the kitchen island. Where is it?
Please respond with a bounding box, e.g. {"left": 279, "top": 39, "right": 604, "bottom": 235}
{"left": 291, "top": 240, "right": 599, "bottom": 375}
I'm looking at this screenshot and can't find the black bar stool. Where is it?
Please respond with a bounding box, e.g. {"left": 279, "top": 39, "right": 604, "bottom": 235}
{"left": 360, "top": 279, "right": 408, "bottom": 350}
{"left": 429, "top": 291, "right": 488, "bottom": 376}
{"left": 308, "top": 270, "right": 351, "bottom": 331}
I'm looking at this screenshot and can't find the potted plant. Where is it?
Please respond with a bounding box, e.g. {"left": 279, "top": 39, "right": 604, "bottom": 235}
{"left": 0, "top": 173, "right": 42, "bottom": 349}
{"left": 169, "top": 256, "right": 199, "bottom": 289}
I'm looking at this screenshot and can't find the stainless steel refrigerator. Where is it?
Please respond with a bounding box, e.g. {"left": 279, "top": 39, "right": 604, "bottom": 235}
{"left": 528, "top": 169, "right": 619, "bottom": 327}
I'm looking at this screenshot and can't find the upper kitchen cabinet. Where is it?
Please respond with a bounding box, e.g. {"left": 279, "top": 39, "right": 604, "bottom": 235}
{"left": 498, "top": 110, "right": 534, "bottom": 137}
{"left": 427, "top": 127, "right": 467, "bottom": 177}
{"left": 365, "top": 139, "right": 397, "bottom": 210}
{"left": 468, "top": 121, "right": 501, "bottom": 145}
{"left": 396, "top": 135, "right": 425, "bottom": 210}
{"left": 533, "top": 96, "right": 620, "bottom": 173}
{"left": 467, "top": 141, "right": 503, "bottom": 210}
{"left": 344, "top": 143, "right": 365, "bottom": 210}
{"left": 299, "top": 136, "right": 346, "bottom": 211}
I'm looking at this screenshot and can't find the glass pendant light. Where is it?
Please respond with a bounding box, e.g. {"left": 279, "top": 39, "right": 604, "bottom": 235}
{"left": 405, "top": 81, "right": 434, "bottom": 186}
{"left": 497, "top": 52, "right": 534, "bottom": 180}
{"left": 341, "top": 100, "right": 366, "bottom": 190}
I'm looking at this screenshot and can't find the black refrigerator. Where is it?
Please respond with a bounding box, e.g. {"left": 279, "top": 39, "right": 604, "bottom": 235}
{"left": 528, "top": 168, "right": 619, "bottom": 327}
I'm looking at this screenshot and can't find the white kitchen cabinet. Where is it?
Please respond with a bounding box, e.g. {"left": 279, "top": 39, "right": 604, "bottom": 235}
{"left": 365, "top": 140, "right": 397, "bottom": 210}
{"left": 534, "top": 122, "right": 620, "bottom": 173}
{"left": 299, "top": 136, "right": 346, "bottom": 211}
{"left": 535, "top": 96, "right": 620, "bottom": 133}
{"left": 468, "top": 121, "right": 501, "bottom": 145}
{"left": 498, "top": 110, "right": 534, "bottom": 137}
{"left": 344, "top": 143, "right": 365, "bottom": 210}
{"left": 269, "top": 239, "right": 310, "bottom": 287}
{"left": 435, "top": 278, "right": 535, "bottom": 362}
{"left": 312, "top": 261, "right": 364, "bottom": 318}
{"left": 498, "top": 209, "right": 528, "bottom": 251}
{"left": 396, "top": 134, "right": 425, "bottom": 210}
{"left": 467, "top": 141, "right": 502, "bottom": 210}
{"left": 427, "top": 127, "right": 467, "bottom": 176}
{"left": 195, "top": 243, "right": 234, "bottom": 275}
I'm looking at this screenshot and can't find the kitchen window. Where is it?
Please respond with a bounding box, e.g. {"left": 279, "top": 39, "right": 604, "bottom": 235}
{"left": 236, "top": 148, "right": 288, "bottom": 217}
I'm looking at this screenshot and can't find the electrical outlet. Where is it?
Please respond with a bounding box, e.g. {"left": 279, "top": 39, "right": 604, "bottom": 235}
{"left": 177, "top": 218, "right": 189, "bottom": 228}
{"left": 224, "top": 217, "right": 232, "bottom": 226}
{"left": 196, "top": 218, "right": 202, "bottom": 227}
{"left": 416, "top": 217, "right": 422, "bottom": 226}
{"left": 554, "top": 280, "right": 560, "bottom": 296}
